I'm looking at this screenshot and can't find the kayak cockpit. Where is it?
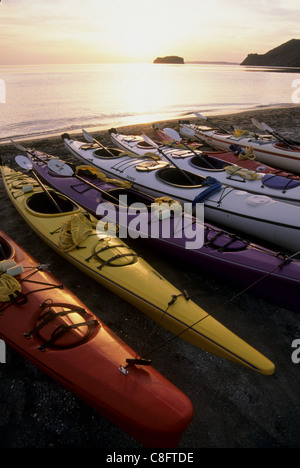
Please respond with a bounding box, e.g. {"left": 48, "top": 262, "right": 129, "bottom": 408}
{"left": 156, "top": 167, "right": 206, "bottom": 188}
{"left": 26, "top": 192, "right": 79, "bottom": 214}
{"left": 274, "top": 142, "right": 300, "bottom": 152}
{"left": 190, "top": 154, "right": 229, "bottom": 171}
{"left": 92, "top": 147, "right": 123, "bottom": 159}
{"left": 0, "top": 237, "right": 14, "bottom": 261}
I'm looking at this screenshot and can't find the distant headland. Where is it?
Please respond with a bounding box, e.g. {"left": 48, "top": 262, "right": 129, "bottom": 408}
{"left": 241, "top": 39, "right": 300, "bottom": 67}
{"left": 153, "top": 56, "right": 184, "bottom": 64}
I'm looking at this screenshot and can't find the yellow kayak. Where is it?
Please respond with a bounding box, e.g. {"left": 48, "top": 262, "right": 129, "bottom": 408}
{"left": 0, "top": 165, "right": 275, "bottom": 375}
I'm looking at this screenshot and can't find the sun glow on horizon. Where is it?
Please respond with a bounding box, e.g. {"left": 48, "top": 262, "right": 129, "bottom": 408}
{"left": 1, "top": 0, "right": 300, "bottom": 65}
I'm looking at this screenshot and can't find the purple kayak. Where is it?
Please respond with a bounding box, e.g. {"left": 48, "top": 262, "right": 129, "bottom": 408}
{"left": 26, "top": 149, "right": 300, "bottom": 313}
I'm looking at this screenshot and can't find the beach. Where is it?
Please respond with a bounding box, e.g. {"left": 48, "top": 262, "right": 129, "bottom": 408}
{"left": 0, "top": 105, "right": 300, "bottom": 449}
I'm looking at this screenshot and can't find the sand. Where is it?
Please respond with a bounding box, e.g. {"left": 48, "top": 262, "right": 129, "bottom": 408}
{"left": 0, "top": 105, "right": 300, "bottom": 449}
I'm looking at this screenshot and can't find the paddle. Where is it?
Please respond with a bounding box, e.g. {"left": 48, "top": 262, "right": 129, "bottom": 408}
{"left": 47, "top": 159, "right": 128, "bottom": 206}
{"left": 194, "top": 112, "right": 231, "bottom": 134}
{"left": 251, "top": 117, "right": 280, "bottom": 140}
{"left": 251, "top": 118, "right": 298, "bottom": 149}
{"left": 14, "top": 154, "right": 63, "bottom": 213}
{"left": 141, "top": 134, "right": 196, "bottom": 185}
{"left": 162, "top": 127, "right": 216, "bottom": 170}
{"left": 82, "top": 129, "right": 118, "bottom": 158}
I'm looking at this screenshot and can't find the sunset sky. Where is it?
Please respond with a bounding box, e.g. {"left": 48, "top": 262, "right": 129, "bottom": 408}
{"left": 1, "top": 0, "right": 300, "bottom": 65}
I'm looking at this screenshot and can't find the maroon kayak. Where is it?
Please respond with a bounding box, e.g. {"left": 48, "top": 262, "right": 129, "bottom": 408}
{"left": 155, "top": 125, "right": 300, "bottom": 180}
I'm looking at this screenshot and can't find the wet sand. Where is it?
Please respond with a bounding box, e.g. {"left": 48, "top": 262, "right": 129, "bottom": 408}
{"left": 0, "top": 105, "right": 300, "bottom": 449}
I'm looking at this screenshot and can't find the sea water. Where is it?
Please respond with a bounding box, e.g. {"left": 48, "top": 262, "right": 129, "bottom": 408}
{"left": 0, "top": 62, "right": 298, "bottom": 141}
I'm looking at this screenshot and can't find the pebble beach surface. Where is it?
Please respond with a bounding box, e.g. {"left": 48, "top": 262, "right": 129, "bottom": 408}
{"left": 0, "top": 105, "right": 300, "bottom": 449}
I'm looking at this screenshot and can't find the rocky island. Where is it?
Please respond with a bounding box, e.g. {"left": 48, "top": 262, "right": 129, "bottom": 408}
{"left": 241, "top": 39, "right": 300, "bottom": 67}
{"left": 153, "top": 56, "right": 184, "bottom": 64}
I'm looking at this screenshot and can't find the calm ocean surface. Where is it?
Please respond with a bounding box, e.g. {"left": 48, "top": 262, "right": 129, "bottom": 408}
{"left": 0, "top": 63, "right": 299, "bottom": 141}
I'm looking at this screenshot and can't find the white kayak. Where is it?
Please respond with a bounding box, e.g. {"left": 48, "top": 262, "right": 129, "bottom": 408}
{"left": 62, "top": 133, "right": 300, "bottom": 253}
{"left": 178, "top": 121, "right": 300, "bottom": 175}
{"left": 109, "top": 130, "right": 300, "bottom": 207}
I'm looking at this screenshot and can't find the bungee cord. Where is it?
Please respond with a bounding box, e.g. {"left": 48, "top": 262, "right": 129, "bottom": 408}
{"left": 126, "top": 247, "right": 300, "bottom": 366}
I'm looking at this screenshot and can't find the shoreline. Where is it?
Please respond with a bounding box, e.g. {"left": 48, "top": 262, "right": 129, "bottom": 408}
{"left": 0, "top": 105, "right": 300, "bottom": 448}
{"left": 1, "top": 103, "right": 300, "bottom": 147}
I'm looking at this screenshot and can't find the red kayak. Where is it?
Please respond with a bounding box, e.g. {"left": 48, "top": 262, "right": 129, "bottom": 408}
{"left": 0, "top": 230, "right": 193, "bottom": 447}
{"left": 201, "top": 148, "right": 300, "bottom": 179}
